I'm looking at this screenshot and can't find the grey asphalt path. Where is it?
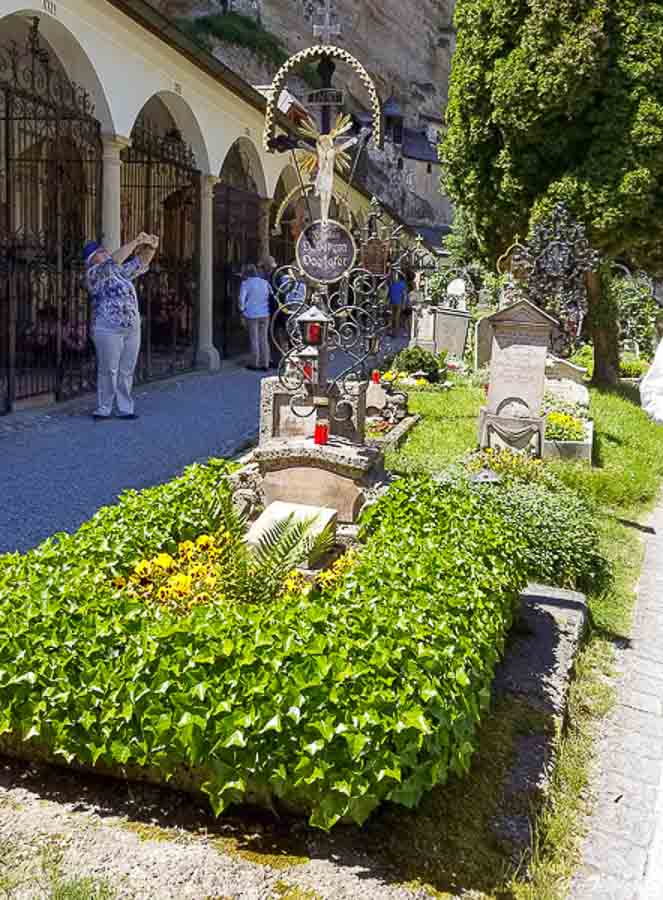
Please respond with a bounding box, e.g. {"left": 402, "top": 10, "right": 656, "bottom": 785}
{"left": 0, "top": 363, "right": 265, "bottom": 555}
{"left": 0, "top": 338, "right": 405, "bottom": 557}
{"left": 570, "top": 501, "right": 663, "bottom": 900}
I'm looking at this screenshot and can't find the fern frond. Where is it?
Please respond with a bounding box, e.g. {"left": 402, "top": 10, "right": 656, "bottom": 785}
{"left": 207, "top": 483, "right": 248, "bottom": 538}
{"left": 249, "top": 514, "right": 334, "bottom": 603}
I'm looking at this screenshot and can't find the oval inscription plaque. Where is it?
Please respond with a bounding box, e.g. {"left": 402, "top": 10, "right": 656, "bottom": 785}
{"left": 296, "top": 219, "right": 357, "bottom": 285}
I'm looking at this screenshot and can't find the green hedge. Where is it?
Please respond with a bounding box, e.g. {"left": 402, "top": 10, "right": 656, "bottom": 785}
{"left": 0, "top": 469, "right": 527, "bottom": 830}
{"left": 463, "top": 450, "right": 610, "bottom": 592}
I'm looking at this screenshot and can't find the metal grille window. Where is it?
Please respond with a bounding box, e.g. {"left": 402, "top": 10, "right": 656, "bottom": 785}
{"left": 0, "top": 19, "right": 102, "bottom": 413}
{"left": 121, "top": 113, "right": 201, "bottom": 381}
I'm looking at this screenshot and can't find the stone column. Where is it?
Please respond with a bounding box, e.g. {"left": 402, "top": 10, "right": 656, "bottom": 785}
{"left": 258, "top": 197, "right": 273, "bottom": 264}
{"left": 197, "top": 174, "right": 221, "bottom": 371}
{"left": 101, "top": 134, "right": 130, "bottom": 251}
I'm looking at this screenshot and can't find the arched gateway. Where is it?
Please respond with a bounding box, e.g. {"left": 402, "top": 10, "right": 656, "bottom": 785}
{"left": 122, "top": 96, "right": 201, "bottom": 380}
{"left": 0, "top": 17, "right": 103, "bottom": 412}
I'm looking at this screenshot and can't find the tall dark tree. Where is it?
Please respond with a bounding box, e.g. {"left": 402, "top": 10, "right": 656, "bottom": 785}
{"left": 441, "top": 0, "right": 663, "bottom": 383}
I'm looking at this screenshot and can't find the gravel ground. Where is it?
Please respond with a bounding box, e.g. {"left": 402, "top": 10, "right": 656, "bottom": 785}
{"left": 0, "top": 758, "right": 432, "bottom": 900}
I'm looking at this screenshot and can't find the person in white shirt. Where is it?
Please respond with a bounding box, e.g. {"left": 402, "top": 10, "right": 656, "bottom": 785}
{"left": 640, "top": 313, "right": 663, "bottom": 424}
{"left": 239, "top": 264, "right": 272, "bottom": 371}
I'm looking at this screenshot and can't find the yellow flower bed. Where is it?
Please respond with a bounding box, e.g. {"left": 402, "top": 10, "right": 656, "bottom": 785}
{"left": 546, "top": 411, "right": 586, "bottom": 442}
{"left": 123, "top": 532, "right": 238, "bottom": 614}
{"left": 119, "top": 535, "right": 359, "bottom": 615}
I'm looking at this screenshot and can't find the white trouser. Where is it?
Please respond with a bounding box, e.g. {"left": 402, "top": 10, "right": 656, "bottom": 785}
{"left": 247, "top": 316, "right": 270, "bottom": 368}
{"left": 92, "top": 326, "right": 141, "bottom": 416}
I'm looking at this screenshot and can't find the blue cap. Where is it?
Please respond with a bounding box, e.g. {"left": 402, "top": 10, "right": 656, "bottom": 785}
{"left": 82, "top": 240, "right": 101, "bottom": 263}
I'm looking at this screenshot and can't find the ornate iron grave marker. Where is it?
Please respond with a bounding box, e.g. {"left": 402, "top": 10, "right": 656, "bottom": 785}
{"left": 250, "top": 0, "right": 445, "bottom": 525}
{"left": 296, "top": 221, "right": 358, "bottom": 283}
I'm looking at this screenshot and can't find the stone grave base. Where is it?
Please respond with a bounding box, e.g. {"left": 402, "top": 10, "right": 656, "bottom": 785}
{"left": 542, "top": 420, "right": 594, "bottom": 465}
{"left": 479, "top": 409, "right": 546, "bottom": 456}
{"left": 259, "top": 377, "right": 368, "bottom": 446}
{"left": 252, "top": 437, "right": 385, "bottom": 524}
{"left": 365, "top": 414, "right": 420, "bottom": 451}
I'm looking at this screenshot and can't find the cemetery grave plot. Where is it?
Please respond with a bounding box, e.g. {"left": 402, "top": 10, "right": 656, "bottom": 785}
{"left": 1, "top": 374, "right": 659, "bottom": 899}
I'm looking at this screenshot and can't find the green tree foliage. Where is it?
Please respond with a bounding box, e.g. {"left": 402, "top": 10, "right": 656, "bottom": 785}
{"left": 443, "top": 0, "right": 663, "bottom": 270}
{"left": 442, "top": 0, "right": 663, "bottom": 381}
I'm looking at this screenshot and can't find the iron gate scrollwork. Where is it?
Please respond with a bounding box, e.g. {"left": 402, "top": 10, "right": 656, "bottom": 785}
{"left": 0, "top": 18, "right": 102, "bottom": 413}
{"left": 121, "top": 116, "right": 200, "bottom": 381}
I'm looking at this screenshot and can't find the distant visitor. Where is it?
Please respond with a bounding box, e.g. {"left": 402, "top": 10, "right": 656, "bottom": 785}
{"left": 240, "top": 264, "right": 272, "bottom": 372}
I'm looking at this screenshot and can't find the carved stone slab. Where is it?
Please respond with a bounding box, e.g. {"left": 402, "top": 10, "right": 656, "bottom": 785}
{"left": 485, "top": 300, "right": 558, "bottom": 419}
{"left": 254, "top": 437, "right": 384, "bottom": 523}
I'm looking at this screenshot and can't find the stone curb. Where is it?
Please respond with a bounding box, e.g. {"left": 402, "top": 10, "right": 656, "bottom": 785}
{"left": 365, "top": 413, "right": 421, "bottom": 451}
{"left": 491, "top": 583, "right": 588, "bottom": 860}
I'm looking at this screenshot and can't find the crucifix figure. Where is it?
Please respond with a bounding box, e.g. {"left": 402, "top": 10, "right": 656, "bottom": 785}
{"left": 298, "top": 113, "right": 358, "bottom": 228}
{"left": 313, "top": 0, "right": 341, "bottom": 44}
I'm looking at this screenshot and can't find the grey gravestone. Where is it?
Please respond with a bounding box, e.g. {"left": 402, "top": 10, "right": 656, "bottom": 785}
{"left": 475, "top": 313, "right": 494, "bottom": 370}
{"left": 479, "top": 300, "right": 558, "bottom": 454}
{"left": 410, "top": 305, "right": 436, "bottom": 355}
{"left": 545, "top": 356, "right": 590, "bottom": 408}
{"left": 410, "top": 306, "right": 471, "bottom": 359}
{"left": 435, "top": 308, "right": 471, "bottom": 359}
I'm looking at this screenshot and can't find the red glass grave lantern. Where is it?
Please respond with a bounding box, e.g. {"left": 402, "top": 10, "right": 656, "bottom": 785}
{"left": 297, "top": 346, "right": 319, "bottom": 383}
{"left": 297, "top": 305, "right": 333, "bottom": 348}
{"left": 314, "top": 422, "right": 329, "bottom": 445}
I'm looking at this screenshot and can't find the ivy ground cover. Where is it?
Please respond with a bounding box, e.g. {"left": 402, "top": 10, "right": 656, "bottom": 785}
{"left": 0, "top": 460, "right": 529, "bottom": 831}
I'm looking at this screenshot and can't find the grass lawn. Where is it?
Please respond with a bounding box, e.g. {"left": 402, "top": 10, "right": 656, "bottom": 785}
{"left": 385, "top": 381, "right": 486, "bottom": 474}
{"left": 382, "top": 377, "right": 663, "bottom": 898}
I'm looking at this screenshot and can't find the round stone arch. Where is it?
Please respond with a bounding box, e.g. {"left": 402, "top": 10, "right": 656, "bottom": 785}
{"left": 212, "top": 136, "right": 268, "bottom": 359}
{"left": 128, "top": 89, "right": 211, "bottom": 176}
{"left": 0, "top": 10, "right": 115, "bottom": 132}
{"left": 218, "top": 135, "right": 268, "bottom": 198}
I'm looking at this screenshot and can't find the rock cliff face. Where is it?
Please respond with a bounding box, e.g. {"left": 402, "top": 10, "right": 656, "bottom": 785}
{"left": 157, "top": 0, "right": 455, "bottom": 235}
{"left": 259, "top": 0, "right": 456, "bottom": 121}
{"left": 161, "top": 0, "right": 455, "bottom": 124}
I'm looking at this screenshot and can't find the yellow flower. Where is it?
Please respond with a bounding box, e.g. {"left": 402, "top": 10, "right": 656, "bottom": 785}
{"left": 416, "top": 378, "right": 428, "bottom": 386}
{"left": 157, "top": 586, "right": 170, "bottom": 602}
{"left": 154, "top": 553, "right": 175, "bottom": 571}
{"left": 382, "top": 371, "right": 395, "bottom": 382}
{"left": 178, "top": 540, "right": 195, "bottom": 558}
{"left": 196, "top": 535, "right": 215, "bottom": 549}
{"left": 113, "top": 576, "right": 126, "bottom": 589}
{"left": 167, "top": 573, "right": 193, "bottom": 595}
{"left": 134, "top": 560, "right": 151, "bottom": 578}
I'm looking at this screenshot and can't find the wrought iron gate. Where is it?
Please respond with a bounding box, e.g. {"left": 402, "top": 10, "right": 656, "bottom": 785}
{"left": 213, "top": 143, "right": 262, "bottom": 358}
{"left": 121, "top": 118, "right": 200, "bottom": 380}
{"left": 0, "top": 19, "right": 102, "bottom": 413}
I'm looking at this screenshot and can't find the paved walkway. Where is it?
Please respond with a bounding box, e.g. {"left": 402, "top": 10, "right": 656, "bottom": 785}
{"left": 0, "top": 339, "right": 405, "bottom": 556}
{"left": 0, "top": 363, "right": 267, "bottom": 555}
{"left": 571, "top": 501, "right": 663, "bottom": 900}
